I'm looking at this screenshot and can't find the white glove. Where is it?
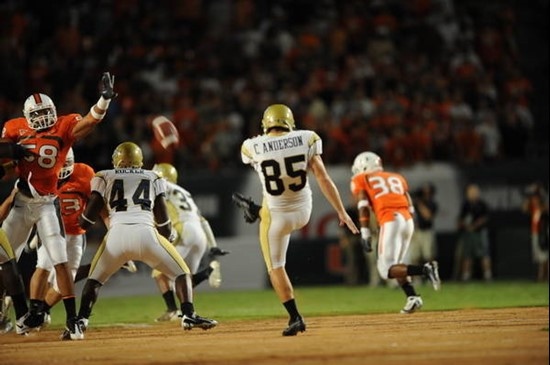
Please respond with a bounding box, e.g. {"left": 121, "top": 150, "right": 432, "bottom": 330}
{"left": 208, "top": 261, "right": 222, "bottom": 288}
{"left": 168, "top": 227, "right": 178, "bottom": 243}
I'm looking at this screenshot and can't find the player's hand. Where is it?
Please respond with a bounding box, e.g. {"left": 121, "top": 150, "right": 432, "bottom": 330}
{"left": 208, "top": 261, "right": 222, "bottom": 288}
{"left": 168, "top": 227, "right": 178, "bottom": 244}
{"left": 360, "top": 237, "right": 373, "bottom": 253}
{"left": 122, "top": 261, "right": 138, "bottom": 273}
{"left": 338, "top": 211, "right": 359, "bottom": 234}
{"left": 232, "top": 193, "right": 261, "bottom": 224}
{"left": 100, "top": 72, "right": 117, "bottom": 100}
{"left": 12, "top": 144, "right": 37, "bottom": 160}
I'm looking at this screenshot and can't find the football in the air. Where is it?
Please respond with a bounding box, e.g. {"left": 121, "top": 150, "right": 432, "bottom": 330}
{"left": 152, "top": 116, "right": 180, "bottom": 149}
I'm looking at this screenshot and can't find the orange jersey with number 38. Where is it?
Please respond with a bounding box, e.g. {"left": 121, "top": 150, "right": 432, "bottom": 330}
{"left": 351, "top": 171, "right": 411, "bottom": 225}
{"left": 58, "top": 163, "right": 95, "bottom": 235}
{"left": 1, "top": 115, "right": 80, "bottom": 195}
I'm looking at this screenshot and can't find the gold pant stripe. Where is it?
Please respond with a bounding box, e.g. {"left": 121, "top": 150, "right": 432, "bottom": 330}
{"left": 89, "top": 233, "right": 108, "bottom": 276}
{"left": 154, "top": 231, "right": 190, "bottom": 275}
{"left": 0, "top": 228, "right": 15, "bottom": 259}
{"left": 259, "top": 203, "right": 273, "bottom": 272}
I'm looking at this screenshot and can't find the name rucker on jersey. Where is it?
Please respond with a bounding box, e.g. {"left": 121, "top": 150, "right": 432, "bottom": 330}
{"left": 91, "top": 168, "right": 166, "bottom": 227}
{"left": 241, "top": 130, "right": 322, "bottom": 211}
{"left": 59, "top": 163, "right": 95, "bottom": 235}
{"left": 1, "top": 114, "right": 81, "bottom": 195}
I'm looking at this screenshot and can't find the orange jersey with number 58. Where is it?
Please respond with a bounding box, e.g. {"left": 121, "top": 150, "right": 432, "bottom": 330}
{"left": 1, "top": 115, "right": 80, "bottom": 195}
{"left": 58, "top": 163, "right": 94, "bottom": 235}
{"left": 351, "top": 171, "right": 411, "bottom": 225}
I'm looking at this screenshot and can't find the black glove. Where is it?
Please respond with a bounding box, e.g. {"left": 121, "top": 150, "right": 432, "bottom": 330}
{"left": 360, "top": 237, "right": 373, "bottom": 253}
{"left": 232, "top": 192, "right": 261, "bottom": 224}
{"left": 100, "top": 72, "right": 117, "bottom": 100}
{"left": 0, "top": 142, "right": 36, "bottom": 160}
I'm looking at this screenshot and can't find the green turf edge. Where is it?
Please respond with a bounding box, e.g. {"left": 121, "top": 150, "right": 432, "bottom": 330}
{"left": 34, "top": 281, "right": 549, "bottom": 329}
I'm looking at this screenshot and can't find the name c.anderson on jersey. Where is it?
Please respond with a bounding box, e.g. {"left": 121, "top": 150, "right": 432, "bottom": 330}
{"left": 253, "top": 135, "right": 304, "bottom": 155}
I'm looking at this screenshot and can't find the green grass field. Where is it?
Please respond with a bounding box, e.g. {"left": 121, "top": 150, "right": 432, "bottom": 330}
{"left": 44, "top": 281, "right": 548, "bottom": 328}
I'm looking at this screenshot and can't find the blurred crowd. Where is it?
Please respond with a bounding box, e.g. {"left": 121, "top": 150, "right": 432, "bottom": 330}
{"left": 0, "top": 0, "right": 540, "bottom": 171}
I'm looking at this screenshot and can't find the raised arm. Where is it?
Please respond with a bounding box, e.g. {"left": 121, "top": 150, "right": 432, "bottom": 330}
{"left": 72, "top": 72, "right": 118, "bottom": 140}
{"left": 310, "top": 155, "right": 359, "bottom": 234}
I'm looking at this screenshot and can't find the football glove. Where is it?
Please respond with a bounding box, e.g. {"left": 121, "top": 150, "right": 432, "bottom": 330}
{"left": 232, "top": 192, "right": 261, "bottom": 224}
{"left": 100, "top": 72, "right": 117, "bottom": 100}
{"left": 360, "top": 227, "right": 373, "bottom": 253}
{"left": 168, "top": 227, "right": 178, "bottom": 244}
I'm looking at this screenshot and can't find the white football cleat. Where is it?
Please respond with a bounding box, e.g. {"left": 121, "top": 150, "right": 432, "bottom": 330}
{"left": 400, "top": 296, "right": 423, "bottom": 314}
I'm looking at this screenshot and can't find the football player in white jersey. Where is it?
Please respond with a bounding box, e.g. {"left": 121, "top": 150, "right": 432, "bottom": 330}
{"left": 75, "top": 142, "right": 217, "bottom": 336}
{"left": 151, "top": 163, "right": 227, "bottom": 322}
{"left": 234, "top": 104, "right": 358, "bottom": 336}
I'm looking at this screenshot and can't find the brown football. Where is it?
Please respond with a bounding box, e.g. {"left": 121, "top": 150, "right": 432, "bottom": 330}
{"left": 152, "top": 116, "right": 180, "bottom": 149}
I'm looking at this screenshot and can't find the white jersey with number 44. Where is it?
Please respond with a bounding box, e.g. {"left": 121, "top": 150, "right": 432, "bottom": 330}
{"left": 91, "top": 168, "right": 166, "bottom": 228}
{"left": 241, "top": 129, "right": 322, "bottom": 211}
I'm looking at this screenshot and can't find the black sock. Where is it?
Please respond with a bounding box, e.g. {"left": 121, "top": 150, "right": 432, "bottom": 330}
{"left": 78, "top": 279, "right": 102, "bottom": 319}
{"left": 63, "top": 296, "right": 76, "bottom": 320}
{"left": 283, "top": 299, "right": 300, "bottom": 321}
{"left": 162, "top": 290, "right": 178, "bottom": 311}
{"left": 407, "top": 265, "right": 425, "bottom": 276}
{"left": 30, "top": 299, "right": 43, "bottom": 313}
{"left": 401, "top": 282, "right": 418, "bottom": 297}
{"left": 192, "top": 267, "right": 214, "bottom": 287}
{"left": 11, "top": 293, "right": 28, "bottom": 319}
{"left": 181, "top": 302, "right": 195, "bottom": 317}
{"left": 43, "top": 302, "right": 52, "bottom": 314}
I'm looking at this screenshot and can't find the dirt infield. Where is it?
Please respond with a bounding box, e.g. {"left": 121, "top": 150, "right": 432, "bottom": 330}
{"left": 1, "top": 307, "right": 548, "bottom": 365}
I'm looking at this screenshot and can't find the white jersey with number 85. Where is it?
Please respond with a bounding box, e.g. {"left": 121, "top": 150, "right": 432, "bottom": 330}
{"left": 241, "top": 129, "right": 322, "bottom": 211}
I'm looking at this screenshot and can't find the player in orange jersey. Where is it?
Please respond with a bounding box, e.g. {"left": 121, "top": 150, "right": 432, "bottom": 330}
{"left": 26, "top": 148, "right": 93, "bottom": 329}
{"left": 350, "top": 152, "right": 441, "bottom": 314}
{"left": 0, "top": 72, "right": 116, "bottom": 339}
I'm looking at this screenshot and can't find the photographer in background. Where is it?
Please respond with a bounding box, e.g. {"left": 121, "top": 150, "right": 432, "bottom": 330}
{"left": 457, "top": 184, "right": 492, "bottom": 282}
{"left": 408, "top": 184, "right": 438, "bottom": 282}
{"left": 522, "top": 182, "right": 549, "bottom": 282}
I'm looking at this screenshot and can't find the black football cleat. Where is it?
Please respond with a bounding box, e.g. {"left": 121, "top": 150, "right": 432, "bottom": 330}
{"left": 181, "top": 314, "right": 218, "bottom": 331}
{"left": 232, "top": 193, "right": 261, "bottom": 223}
{"left": 209, "top": 247, "right": 230, "bottom": 257}
{"left": 282, "top": 316, "right": 306, "bottom": 336}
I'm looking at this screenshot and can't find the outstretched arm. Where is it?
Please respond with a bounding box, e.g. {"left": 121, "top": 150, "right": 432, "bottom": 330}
{"left": 72, "top": 72, "right": 117, "bottom": 140}
{"left": 310, "top": 155, "right": 359, "bottom": 234}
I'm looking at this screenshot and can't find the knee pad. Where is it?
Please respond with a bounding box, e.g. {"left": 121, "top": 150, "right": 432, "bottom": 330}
{"left": 41, "top": 234, "right": 68, "bottom": 266}
{"left": 377, "top": 259, "right": 390, "bottom": 280}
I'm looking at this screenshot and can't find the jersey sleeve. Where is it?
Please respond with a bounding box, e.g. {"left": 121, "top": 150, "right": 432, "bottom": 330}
{"left": 90, "top": 172, "right": 107, "bottom": 197}
{"left": 307, "top": 131, "right": 322, "bottom": 159}
{"left": 153, "top": 176, "right": 167, "bottom": 198}
{"left": 399, "top": 174, "right": 409, "bottom": 192}
{"left": 350, "top": 174, "right": 366, "bottom": 196}
{"left": 61, "top": 114, "right": 82, "bottom": 144}
{"left": 82, "top": 164, "right": 95, "bottom": 196}
{"left": 241, "top": 140, "right": 254, "bottom": 165}
{"left": 1, "top": 120, "right": 19, "bottom": 141}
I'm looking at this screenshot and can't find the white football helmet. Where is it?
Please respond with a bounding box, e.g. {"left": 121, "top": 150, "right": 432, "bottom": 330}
{"left": 23, "top": 93, "right": 57, "bottom": 130}
{"left": 351, "top": 151, "right": 383, "bottom": 176}
{"left": 59, "top": 148, "right": 75, "bottom": 180}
